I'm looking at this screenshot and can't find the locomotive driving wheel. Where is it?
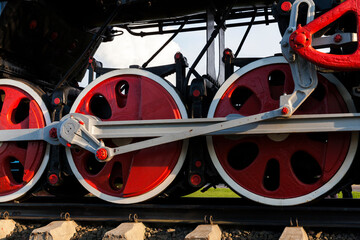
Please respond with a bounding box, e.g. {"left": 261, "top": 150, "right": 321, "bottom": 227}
{"left": 207, "top": 57, "right": 358, "bottom": 206}
{"left": 66, "top": 69, "right": 188, "bottom": 204}
{"left": 0, "top": 79, "right": 50, "bottom": 202}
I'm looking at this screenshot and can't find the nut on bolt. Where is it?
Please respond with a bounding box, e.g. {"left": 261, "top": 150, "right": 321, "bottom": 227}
{"left": 281, "top": 106, "right": 291, "bottom": 115}
{"left": 49, "top": 128, "right": 58, "bottom": 138}
{"left": 281, "top": 1, "right": 292, "bottom": 12}
{"left": 334, "top": 34, "right": 342, "bottom": 43}
{"left": 96, "top": 148, "right": 108, "bottom": 160}
{"left": 292, "top": 32, "right": 308, "bottom": 48}
{"left": 96, "top": 147, "right": 112, "bottom": 162}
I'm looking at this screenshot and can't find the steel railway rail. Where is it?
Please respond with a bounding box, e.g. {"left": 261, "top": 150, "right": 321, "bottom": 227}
{"left": 0, "top": 197, "right": 359, "bottom": 228}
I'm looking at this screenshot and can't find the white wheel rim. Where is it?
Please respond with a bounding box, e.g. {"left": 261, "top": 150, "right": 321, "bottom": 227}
{"left": 207, "top": 57, "right": 358, "bottom": 206}
{"left": 0, "top": 79, "right": 50, "bottom": 202}
{"left": 67, "top": 69, "right": 188, "bottom": 204}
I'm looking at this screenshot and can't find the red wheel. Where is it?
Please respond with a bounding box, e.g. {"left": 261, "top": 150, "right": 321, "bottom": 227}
{"left": 66, "top": 69, "right": 188, "bottom": 204}
{"left": 0, "top": 79, "right": 50, "bottom": 201}
{"left": 207, "top": 57, "right": 358, "bottom": 206}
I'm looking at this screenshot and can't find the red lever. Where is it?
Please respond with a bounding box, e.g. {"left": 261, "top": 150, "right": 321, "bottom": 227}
{"left": 289, "top": 0, "right": 360, "bottom": 71}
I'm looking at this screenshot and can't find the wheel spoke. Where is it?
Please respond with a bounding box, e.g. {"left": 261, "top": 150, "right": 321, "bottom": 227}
{"left": 0, "top": 81, "right": 49, "bottom": 200}
{"left": 29, "top": 100, "right": 45, "bottom": 128}
{"left": 112, "top": 154, "right": 133, "bottom": 195}
{"left": 6, "top": 144, "right": 26, "bottom": 166}
{"left": 68, "top": 71, "right": 187, "bottom": 203}
{"left": 277, "top": 163, "right": 309, "bottom": 196}
{"left": 122, "top": 143, "right": 181, "bottom": 197}
{"left": 0, "top": 177, "right": 13, "bottom": 193}
{"left": 92, "top": 76, "right": 142, "bottom": 120}
{"left": 0, "top": 95, "right": 19, "bottom": 126}
{"left": 236, "top": 150, "right": 270, "bottom": 190}
{"left": 208, "top": 59, "right": 356, "bottom": 205}
{"left": 91, "top": 161, "right": 116, "bottom": 193}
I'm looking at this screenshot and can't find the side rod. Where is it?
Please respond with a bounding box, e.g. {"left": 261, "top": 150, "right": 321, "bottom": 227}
{"left": 111, "top": 109, "right": 282, "bottom": 156}
{"left": 1, "top": 113, "right": 360, "bottom": 161}
{"left": 1, "top": 113, "right": 360, "bottom": 142}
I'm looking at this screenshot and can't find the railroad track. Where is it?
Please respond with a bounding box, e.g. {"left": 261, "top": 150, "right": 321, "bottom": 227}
{"left": 0, "top": 197, "right": 359, "bottom": 228}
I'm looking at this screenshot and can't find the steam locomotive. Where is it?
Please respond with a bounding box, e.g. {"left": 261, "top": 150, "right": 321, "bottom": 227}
{"left": 0, "top": 0, "right": 358, "bottom": 206}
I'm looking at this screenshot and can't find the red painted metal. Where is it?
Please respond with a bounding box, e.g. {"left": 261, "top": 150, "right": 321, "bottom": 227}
{"left": 190, "top": 174, "right": 202, "bottom": 186}
{"left": 175, "top": 52, "right": 183, "bottom": 60}
{"left": 281, "top": 106, "right": 290, "bottom": 115}
{"left": 281, "top": 1, "right": 292, "bottom": 12}
{"left": 290, "top": 29, "right": 309, "bottom": 49}
{"left": 289, "top": 0, "right": 360, "bottom": 70}
{"left": 49, "top": 128, "right": 57, "bottom": 138}
{"left": 192, "top": 89, "right": 201, "bottom": 97}
{"left": 54, "top": 97, "right": 60, "bottom": 105}
{"left": 29, "top": 20, "right": 37, "bottom": 30}
{"left": 0, "top": 85, "right": 46, "bottom": 196}
{"left": 48, "top": 174, "right": 59, "bottom": 185}
{"left": 224, "top": 48, "right": 232, "bottom": 56}
{"left": 96, "top": 148, "right": 108, "bottom": 161}
{"left": 211, "top": 64, "right": 351, "bottom": 199}
{"left": 334, "top": 34, "right": 343, "bottom": 43}
{"left": 71, "top": 75, "right": 183, "bottom": 198}
{"left": 195, "top": 160, "right": 202, "bottom": 168}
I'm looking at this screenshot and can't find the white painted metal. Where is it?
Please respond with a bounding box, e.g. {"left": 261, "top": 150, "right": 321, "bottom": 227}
{"left": 92, "top": 113, "right": 360, "bottom": 137}
{"left": 217, "top": 28, "right": 226, "bottom": 85}
{"left": 206, "top": 57, "right": 359, "bottom": 206}
{"left": 66, "top": 69, "right": 189, "bottom": 204}
{"left": 111, "top": 108, "right": 282, "bottom": 155}
{"left": 280, "top": 0, "right": 318, "bottom": 115}
{"left": 312, "top": 33, "right": 358, "bottom": 48}
{"left": 207, "top": 8, "right": 217, "bottom": 81}
{"left": 2, "top": 113, "right": 360, "bottom": 143}
{"left": 0, "top": 123, "right": 60, "bottom": 145}
{"left": 58, "top": 114, "right": 102, "bottom": 155}
{"left": 0, "top": 79, "right": 50, "bottom": 202}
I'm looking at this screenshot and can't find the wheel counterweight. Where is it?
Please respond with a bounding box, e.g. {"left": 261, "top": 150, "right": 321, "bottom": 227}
{"left": 0, "top": 79, "right": 50, "bottom": 202}
{"left": 207, "top": 57, "right": 358, "bottom": 206}
{"left": 66, "top": 69, "right": 188, "bottom": 204}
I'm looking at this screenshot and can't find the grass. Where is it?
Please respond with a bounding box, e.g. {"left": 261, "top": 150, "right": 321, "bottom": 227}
{"left": 184, "top": 187, "right": 240, "bottom": 198}
{"left": 337, "top": 191, "right": 360, "bottom": 199}
{"left": 184, "top": 188, "right": 360, "bottom": 199}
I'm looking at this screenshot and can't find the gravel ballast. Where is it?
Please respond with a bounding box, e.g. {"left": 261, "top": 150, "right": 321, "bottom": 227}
{"left": 4, "top": 221, "right": 360, "bottom": 239}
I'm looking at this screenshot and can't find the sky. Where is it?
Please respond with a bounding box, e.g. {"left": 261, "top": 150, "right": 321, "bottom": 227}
{"left": 81, "top": 17, "right": 282, "bottom": 87}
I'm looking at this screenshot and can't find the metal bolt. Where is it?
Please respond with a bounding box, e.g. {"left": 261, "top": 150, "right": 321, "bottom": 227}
{"left": 96, "top": 148, "right": 108, "bottom": 161}
{"left": 50, "top": 32, "right": 58, "bottom": 41}
{"left": 282, "top": 106, "right": 290, "bottom": 115}
{"left": 281, "top": 1, "right": 292, "bottom": 12}
{"left": 29, "top": 20, "right": 37, "bottom": 30}
{"left": 334, "top": 34, "right": 342, "bottom": 43}
{"left": 289, "top": 54, "right": 296, "bottom": 62}
{"left": 292, "top": 32, "right": 307, "bottom": 48}
{"left": 54, "top": 97, "right": 61, "bottom": 105}
{"left": 49, "top": 128, "right": 57, "bottom": 138}
{"left": 195, "top": 161, "right": 202, "bottom": 168}
{"left": 193, "top": 89, "right": 201, "bottom": 97}
{"left": 190, "top": 174, "right": 202, "bottom": 186}
{"left": 175, "top": 52, "right": 183, "bottom": 60}
{"left": 48, "top": 174, "right": 59, "bottom": 185}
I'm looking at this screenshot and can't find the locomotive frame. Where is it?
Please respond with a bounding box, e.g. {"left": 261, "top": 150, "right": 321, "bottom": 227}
{"left": 0, "top": 0, "right": 359, "bottom": 206}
